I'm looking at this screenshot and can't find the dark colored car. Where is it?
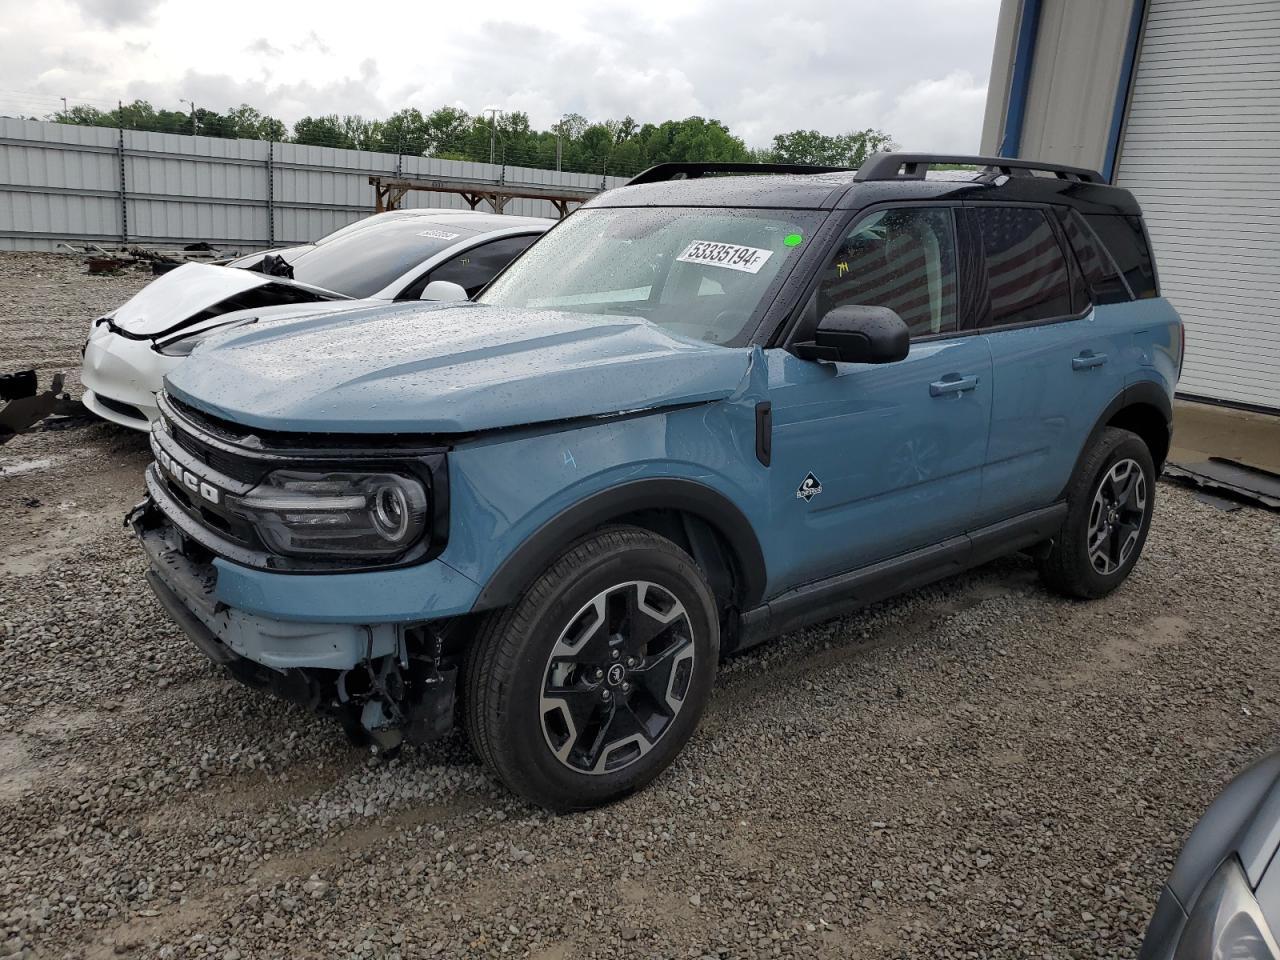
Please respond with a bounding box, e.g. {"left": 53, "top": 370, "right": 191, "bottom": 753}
{"left": 1141, "top": 752, "right": 1280, "bottom": 959}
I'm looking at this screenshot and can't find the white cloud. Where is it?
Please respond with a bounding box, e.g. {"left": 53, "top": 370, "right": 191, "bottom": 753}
{"left": 68, "top": 0, "right": 162, "bottom": 27}
{"left": 245, "top": 38, "right": 282, "bottom": 58}
{"left": 883, "top": 71, "right": 990, "bottom": 152}
{"left": 0, "top": 0, "right": 999, "bottom": 151}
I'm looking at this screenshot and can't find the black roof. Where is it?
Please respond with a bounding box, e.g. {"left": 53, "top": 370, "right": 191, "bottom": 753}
{"left": 587, "top": 154, "right": 1142, "bottom": 218}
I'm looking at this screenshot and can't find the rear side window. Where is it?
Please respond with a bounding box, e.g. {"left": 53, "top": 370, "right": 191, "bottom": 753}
{"left": 1057, "top": 209, "right": 1130, "bottom": 305}
{"left": 420, "top": 234, "right": 540, "bottom": 298}
{"left": 1083, "top": 214, "right": 1158, "bottom": 299}
{"left": 974, "top": 206, "right": 1075, "bottom": 327}
{"left": 817, "top": 207, "right": 958, "bottom": 338}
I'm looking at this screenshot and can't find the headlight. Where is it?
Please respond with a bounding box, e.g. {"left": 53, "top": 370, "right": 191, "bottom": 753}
{"left": 1176, "top": 858, "right": 1280, "bottom": 960}
{"left": 226, "top": 469, "right": 429, "bottom": 559}
{"left": 155, "top": 319, "right": 256, "bottom": 357}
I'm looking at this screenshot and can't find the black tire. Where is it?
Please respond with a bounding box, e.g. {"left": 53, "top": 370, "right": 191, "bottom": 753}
{"left": 464, "top": 526, "right": 719, "bottom": 812}
{"left": 1038, "top": 426, "right": 1156, "bottom": 599}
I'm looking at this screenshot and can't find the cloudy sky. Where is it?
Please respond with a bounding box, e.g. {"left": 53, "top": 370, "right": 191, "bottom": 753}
{"left": 0, "top": 0, "right": 1000, "bottom": 150}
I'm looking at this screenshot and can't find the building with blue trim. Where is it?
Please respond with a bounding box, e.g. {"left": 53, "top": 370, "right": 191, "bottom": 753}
{"left": 981, "top": 0, "right": 1279, "bottom": 412}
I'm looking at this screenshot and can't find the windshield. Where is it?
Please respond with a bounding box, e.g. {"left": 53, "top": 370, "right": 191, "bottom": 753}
{"left": 275, "top": 219, "right": 480, "bottom": 298}
{"left": 478, "top": 207, "right": 823, "bottom": 346}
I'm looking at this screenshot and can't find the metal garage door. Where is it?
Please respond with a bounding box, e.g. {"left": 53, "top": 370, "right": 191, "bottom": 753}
{"left": 1115, "top": 0, "right": 1280, "bottom": 410}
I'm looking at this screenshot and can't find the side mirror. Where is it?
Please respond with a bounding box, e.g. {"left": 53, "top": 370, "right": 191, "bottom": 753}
{"left": 420, "top": 280, "right": 468, "bottom": 302}
{"left": 794, "top": 305, "right": 909, "bottom": 364}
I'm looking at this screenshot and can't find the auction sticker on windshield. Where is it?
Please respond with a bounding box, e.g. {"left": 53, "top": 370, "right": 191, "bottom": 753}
{"left": 676, "top": 241, "right": 774, "bottom": 274}
{"left": 418, "top": 229, "right": 461, "bottom": 241}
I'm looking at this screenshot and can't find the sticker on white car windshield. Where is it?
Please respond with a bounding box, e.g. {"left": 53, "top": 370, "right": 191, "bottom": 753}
{"left": 676, "top": 241, "right": 774, "bottom": 274}
{"left": 417, "top": 229, "right": 461, "bottom": 241}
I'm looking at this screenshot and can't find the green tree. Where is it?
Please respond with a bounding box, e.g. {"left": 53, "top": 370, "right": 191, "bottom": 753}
{"left": 44, "top": 96, "right": 895, "bottom": 181}
{"left": 225, "top": 104, "right": 287, "bottom": 141}
{"left": 607, "top": 115, "right": 639, "bottom": 145}
{"left": 292, "top": 114, "right": 353, "bottom": 148}
{"left": 769, "top": 127, "right": 896, "bottom": 166}
{"left": 424, "top": 106, "right": 471, "bottom": 153}
{"left": 842, "top": 128, "right": 897, "bottom": 166}
{"left": 57, "top": 104, "right": 111, "bottom": 126}
{"left": 551, "top": 112, "right": 588, "bottom": 141}
{"left": 380, "top": 108, "right": 430, "bottom": 155}
{"left": 340, "top": 115, "right": 383, "bottom": 151}
{"left": 641, "top": 117, "right": 751, "bottom": 165}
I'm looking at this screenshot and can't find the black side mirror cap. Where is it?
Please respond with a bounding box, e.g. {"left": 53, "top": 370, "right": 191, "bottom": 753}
{"left": 793, "top": 305, "right": 910, "bottom": 364}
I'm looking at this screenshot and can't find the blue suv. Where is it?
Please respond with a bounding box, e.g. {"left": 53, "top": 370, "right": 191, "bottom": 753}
{"left": 130, "top": 153, "right": 1183, "bottom": 811}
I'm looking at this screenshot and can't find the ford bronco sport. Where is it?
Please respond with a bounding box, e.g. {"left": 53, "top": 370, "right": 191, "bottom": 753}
{"left": 130, "top": 153, "right": 1182, "bottom": 811}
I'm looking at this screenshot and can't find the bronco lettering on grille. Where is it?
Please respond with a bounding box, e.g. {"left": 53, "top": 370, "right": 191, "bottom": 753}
{"left": 156, "top": 448, "right": 221, "bottom": 505}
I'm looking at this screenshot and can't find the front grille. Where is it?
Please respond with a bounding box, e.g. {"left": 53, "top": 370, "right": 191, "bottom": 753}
{"left": 151, "top": 399, "right": 267, "bottom": 553}
{"left": 146, "top": 392, "right": 450, "bottom": 573}
{"left": 166, "top": 421, "right": 266, "bottom": 484}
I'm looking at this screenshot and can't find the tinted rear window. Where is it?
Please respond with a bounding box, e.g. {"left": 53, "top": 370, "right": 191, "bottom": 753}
{"left": 1083, "top": 214, "right": 1158, "bottom": 299}
{"left": 974, "top": 206, "right": 1075, "bottom": 327}
{"left": 1057, "top": 209, "right": 1130, "bottom": 305}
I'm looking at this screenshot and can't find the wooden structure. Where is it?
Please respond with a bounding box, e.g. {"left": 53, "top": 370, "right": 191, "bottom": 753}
{"left": 369, "top": 173, "right": 600, "bottom": 219}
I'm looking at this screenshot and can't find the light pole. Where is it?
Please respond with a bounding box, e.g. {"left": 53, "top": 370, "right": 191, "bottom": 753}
{"left": 60, "top": 97, "right": 68, "bottom": 121}
{"left": 179, "top": 97, "right": 197, "bottom": 136}
{"left": 484, "top": 108, "right": 499, "bottom": 164}
{"left": 555, "top": 115, "right": 567, "bottom": 172}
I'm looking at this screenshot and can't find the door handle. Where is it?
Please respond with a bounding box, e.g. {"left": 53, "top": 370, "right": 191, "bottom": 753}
{"left": 1072, "top": 351, "right": 1108, "bottom": 371}
{"left": 929, "top": 374, "right": 979, "bottom": 397}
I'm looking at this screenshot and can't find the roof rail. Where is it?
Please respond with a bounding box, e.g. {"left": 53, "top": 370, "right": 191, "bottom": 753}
{"left": 626, "top": 162, "right": 853, "bottom": 186}
{"left": 853, "top": 152, "right": 1105, "bottom": 184}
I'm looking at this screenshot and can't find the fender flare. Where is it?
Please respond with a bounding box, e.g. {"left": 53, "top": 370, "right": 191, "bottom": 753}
{"left": 1060, "top": 379, "right": 1173, "bottom": 500}
{"left": 471, "top": 477, "right": 768, "bottom": 612}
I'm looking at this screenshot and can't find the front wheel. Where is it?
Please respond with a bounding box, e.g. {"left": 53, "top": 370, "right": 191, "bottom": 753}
{"left": 464, "top": 526, "right": 719, "bottom": 812}
{"left": 1039, "top": 426, "right": 1157, "bottom": 599}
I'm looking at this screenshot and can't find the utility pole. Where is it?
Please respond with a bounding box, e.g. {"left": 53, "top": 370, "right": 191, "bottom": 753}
{"left": 180, "top": 97, "right": 197, "bottom": 136}
{"left": 60, "top": 97, "right": 67, "bottom": 121}
{"left": 484, "top": 108, "right": 499, "bottom": 164}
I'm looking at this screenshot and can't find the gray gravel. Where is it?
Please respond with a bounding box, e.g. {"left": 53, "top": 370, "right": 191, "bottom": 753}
{"left": 2, "top": 251, "right": 1279, "bottom": 960}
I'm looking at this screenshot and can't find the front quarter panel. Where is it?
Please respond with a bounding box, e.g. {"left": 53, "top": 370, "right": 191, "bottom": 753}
{"left": 441, "top": 397, "right": 770, "bottom": 603}
{"left": 203, "top": 396, "right": 769, "bottom": 625}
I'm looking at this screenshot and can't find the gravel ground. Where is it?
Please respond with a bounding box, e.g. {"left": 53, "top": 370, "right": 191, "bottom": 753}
{"left": 2, "top": 251, "right": 1279, "bottom": 960}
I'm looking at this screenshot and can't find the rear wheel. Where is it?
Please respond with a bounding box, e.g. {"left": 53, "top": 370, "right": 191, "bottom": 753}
{"left": 1038, "top": 426, "right": 1156, "bottom": 599}
{"left": 464, "top": 526, "right": 719, "bottom": 811}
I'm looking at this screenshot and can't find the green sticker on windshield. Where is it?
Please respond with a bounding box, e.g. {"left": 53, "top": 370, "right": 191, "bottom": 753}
{"left": 783, "top": 234, "right": 804, "bottom": 247}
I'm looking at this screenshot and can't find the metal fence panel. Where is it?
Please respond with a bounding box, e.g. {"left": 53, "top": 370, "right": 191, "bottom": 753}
{"left": 0, "top": 118, "right": 627, "bottom": 252}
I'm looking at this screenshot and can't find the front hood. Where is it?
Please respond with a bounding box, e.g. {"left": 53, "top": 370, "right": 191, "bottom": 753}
{"left": 164, "top": 302, "right": 752, "bottom": 434}
{"left": 105, "top": 262, "right": 348, "bottom": 338}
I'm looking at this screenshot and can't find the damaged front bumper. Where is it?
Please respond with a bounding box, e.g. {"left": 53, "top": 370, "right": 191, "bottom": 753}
{"left": 129, "top": 499, "right": 458, "bottom": 750}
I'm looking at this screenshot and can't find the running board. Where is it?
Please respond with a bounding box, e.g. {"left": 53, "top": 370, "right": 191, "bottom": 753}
{"left": 733, "top": 503, "right": 1066, "bottom": 651}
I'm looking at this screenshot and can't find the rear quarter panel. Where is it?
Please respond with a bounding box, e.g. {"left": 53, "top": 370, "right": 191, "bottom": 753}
{"left": 1122, "top": 296, "right": 1183, "bottom": 400}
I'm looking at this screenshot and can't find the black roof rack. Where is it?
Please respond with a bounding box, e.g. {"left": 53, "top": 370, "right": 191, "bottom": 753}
{"left": 626, "top": 162, "right": 853, "bottom": 186}
{"left": 853, "top": 152, "right": 1104, "bottom": 184}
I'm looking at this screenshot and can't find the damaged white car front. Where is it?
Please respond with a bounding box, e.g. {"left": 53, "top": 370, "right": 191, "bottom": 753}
{"left": 82, "top": 263, "right": 357, "bottom": 429}
{"left": 80, "top": 210, "right": 553, "bottom": 430}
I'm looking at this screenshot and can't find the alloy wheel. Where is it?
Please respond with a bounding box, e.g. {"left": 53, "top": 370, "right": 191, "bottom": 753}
{"left": 540, "top": 581, "right": 696, "bottom": 775}
{"left": 1087, "top": 458, "right": 1147, "bottom": 575}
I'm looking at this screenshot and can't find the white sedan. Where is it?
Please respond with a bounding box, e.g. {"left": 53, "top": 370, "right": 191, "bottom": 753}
{"left": 81, "top": 208, "right": 553, "bottom": 430}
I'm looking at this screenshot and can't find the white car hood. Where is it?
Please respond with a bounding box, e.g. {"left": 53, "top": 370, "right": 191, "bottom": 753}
{"left": 106, "top": 261, "right": 349, "bottom": 338}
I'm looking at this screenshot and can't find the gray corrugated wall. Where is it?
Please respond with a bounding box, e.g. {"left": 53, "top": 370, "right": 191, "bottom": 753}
{"left": 0, "top": 118, "right": 626, "bottom": 252}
